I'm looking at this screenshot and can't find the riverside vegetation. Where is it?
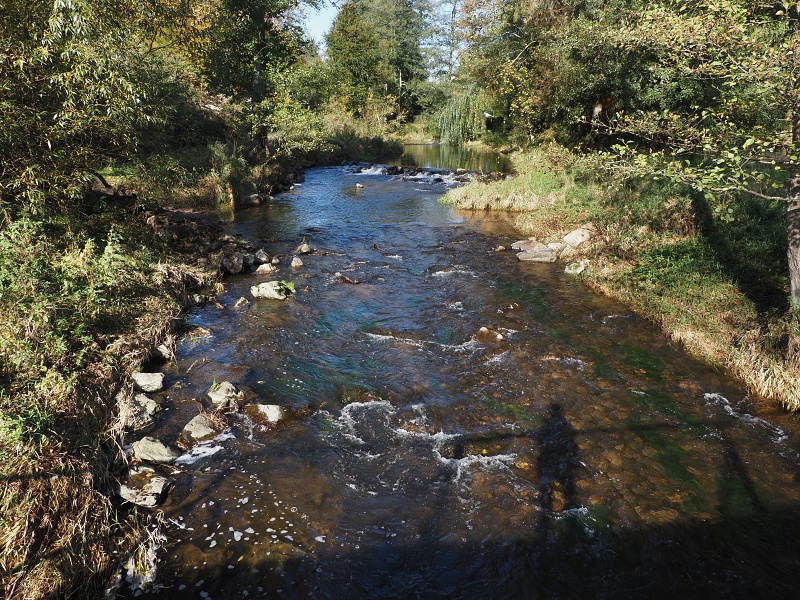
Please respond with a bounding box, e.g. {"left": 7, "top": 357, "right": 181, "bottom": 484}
{"left": 3, "top": 0, "right": 800, "bottom": 598}
{"left": 445, "top": 145, "right": 800, "bottom": 409}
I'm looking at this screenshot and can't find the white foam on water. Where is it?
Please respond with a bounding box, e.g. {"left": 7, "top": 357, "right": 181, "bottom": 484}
{"left": 485, "top": 351, "right": 510, "bottom": 366}
{"left": 704, "top": 393, "right": 789, "bottom": 445}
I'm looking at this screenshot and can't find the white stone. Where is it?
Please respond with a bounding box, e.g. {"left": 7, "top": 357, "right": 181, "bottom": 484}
{"left": 131, "top": 372, "right": 164, "bottom": 393}
{"left": 290, "top": 256, "right": 303, "bottom": 268}
{"left": 563, "top": 227, "right": 595, "bottom": 248}
{"left": 251, "top": 281, "right": 289, "bottom": 300}
{"left": 256, "top": 404, "right": 285, "bottom": 424}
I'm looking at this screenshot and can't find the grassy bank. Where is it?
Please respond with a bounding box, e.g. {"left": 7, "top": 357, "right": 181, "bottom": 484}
{"left": 444, "top": 146, "right": 800, "bottom": 410}
{"left": 0, "top": 206, "right": 215, "bottom": 597}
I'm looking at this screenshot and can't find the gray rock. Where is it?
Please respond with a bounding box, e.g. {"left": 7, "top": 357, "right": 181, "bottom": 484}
{"left": 233, "top": 296, "right": 250, "bottom": 308}
{"left": 219, "top": 251, "right": 244, "bottom": 275}
{"left": 255, "top": 263, "right": 277, "bottom": 274}
{"left": 563, "top": 226, "right": 596, "bottom": 248}
{"left": 548, "top": 242, "right": 565, "bottom": 253}
{"left": 152, "top": 344, "right": 173, "bottom": 360}
{"left": 120, "top": 393, "right": 162, "bottom": 431}
{"left": 295, "top": 242, "right": 312, "bottom": 254}
{"left": 117, "top": 467, "right": 173, "bottom": 507}
{"left": 290, "top": 256, "right": 304, "bottom": 268}
{"left": 240, "top": 193, "right": 264, "bottom": 207}
{"left": 132, "top": 372, "right": 164, "bottom": 393}
{"left": 242, "top": 252, "right": 256, "bottom": 268}
{"left": 254, "top": 249, "right": 270, "bottom": 264}
{"left": 565, "top": 260, "right": 589, "bottom": 275}
{"left": 517, "top": 246, "right": 557, "bottom": 262}
{"left": 208, "top": 381, "right": 240, "bottom": 410}
{"left": 131, "top": 437, "right": 181, "bottom": 464}
{"left": 251, "top": 281, "right": 291, "bottom": 300}
{"left": 511, "top": 238, "right": 541, "bottom": 252}
{"left": 183, "top": 414, "right": 217, "bottom": 440}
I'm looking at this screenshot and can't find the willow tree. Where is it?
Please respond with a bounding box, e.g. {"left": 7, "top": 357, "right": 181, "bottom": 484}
{"left": 436, "top": 87, "right": 490, "bottom": 144}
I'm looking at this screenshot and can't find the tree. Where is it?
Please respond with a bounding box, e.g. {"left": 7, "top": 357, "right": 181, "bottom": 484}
{"left": 0, "top": 0, "right": 198, "bottom": 214}
{"left": 198, "top": 0, "right": 309, "bottom": 101}
{"left": 326, "top": 0, "right": 431, "bottom": 116}
{"left": 326, "top": 1, "right": 384, "bottom": 112}
{"left": 600, "top": 1, "right": 800, "bottom": 310}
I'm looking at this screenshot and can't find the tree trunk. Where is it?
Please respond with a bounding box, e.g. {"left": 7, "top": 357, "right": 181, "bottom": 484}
{"left": 788, "top": 181, "right": 800, "bottom": 309}
{"left": 790, "top": 23, "right": 800, "bottom": 310}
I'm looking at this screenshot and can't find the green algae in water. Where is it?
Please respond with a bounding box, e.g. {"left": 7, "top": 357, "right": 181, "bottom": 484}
{"left": 628, "top": 389, "right": 707, "bottom": 437}
{"left": 580, "top": 503, "right": 614, "bottom": 534}
{"left": 627, "top": 415, "right": 707, "bottom": 511}
{"left": 482, "top": 395, "right": 540, "bottom": 427}
{"left": 617, "top": 343, "right": 665, "bottom": 380}
{"left": 584, "top": 346, "right": 618, "bottom": 378}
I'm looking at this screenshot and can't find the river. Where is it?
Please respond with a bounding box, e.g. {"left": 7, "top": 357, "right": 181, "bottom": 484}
{"left": 137, "top": 159, "right": 800, "bottom": 599}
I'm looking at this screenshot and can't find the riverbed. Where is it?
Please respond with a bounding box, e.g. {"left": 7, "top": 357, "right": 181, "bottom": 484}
{"left": 138, "top": 163, "right": 800, "bottom": 599}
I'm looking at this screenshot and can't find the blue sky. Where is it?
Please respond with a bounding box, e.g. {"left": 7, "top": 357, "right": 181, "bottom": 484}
{"left": 302, "top": 3, "right": 340, "bottom": 48}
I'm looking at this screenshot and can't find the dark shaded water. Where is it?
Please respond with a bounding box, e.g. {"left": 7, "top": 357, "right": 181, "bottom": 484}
{"left": 142, "top": 165, "right": 800, "bottom": 599}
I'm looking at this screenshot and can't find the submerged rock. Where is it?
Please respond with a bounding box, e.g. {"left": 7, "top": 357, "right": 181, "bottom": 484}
{"left": 116, "top": 466, "right": 173, "bottom": 508}
{"left": 131, "top": 437, "right": 182, "bottom": 464}
{"left": 131, "top": 372, "right": 164, "bottom": 393}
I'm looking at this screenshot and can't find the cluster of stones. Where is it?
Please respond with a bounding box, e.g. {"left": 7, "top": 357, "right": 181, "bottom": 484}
{"left": 507, "top": 224, "right": 596, "bottom": 275}
{"left": 145, "top": 209, "right": 278, "bottom": 277}
{"left": 249, "top": 239, "right": 312, "bottom": 300}
{"left": 116, "top": 368, "right": 290, "bottom": 508}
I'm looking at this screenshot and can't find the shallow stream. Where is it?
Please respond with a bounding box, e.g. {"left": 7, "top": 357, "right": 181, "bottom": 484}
{"left": 142, "top": 162, "right": 800, "bottom": 598}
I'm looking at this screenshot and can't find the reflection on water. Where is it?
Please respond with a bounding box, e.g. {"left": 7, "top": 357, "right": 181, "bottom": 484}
{"left": 134, "top": 166, "right": 800, "bottom": 599}
{"left": 388, "top": 143, "right": 511, "bottom": 173}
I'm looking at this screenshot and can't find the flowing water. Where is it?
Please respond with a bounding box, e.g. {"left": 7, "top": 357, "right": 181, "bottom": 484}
{"left": 140, "top": 163, "right": 800, "bottom": 599}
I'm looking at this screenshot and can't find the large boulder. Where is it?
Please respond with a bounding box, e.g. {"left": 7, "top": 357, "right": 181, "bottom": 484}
{"left": 131, "top": 372, "right": 164, "bottom": 393}
{"left": 131, "top": 437, "right": 182, "bottom": 464}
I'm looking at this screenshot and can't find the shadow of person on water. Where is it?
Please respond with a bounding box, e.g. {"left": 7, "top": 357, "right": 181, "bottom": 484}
{"left": 535, "top": 403, "right": 580, "bottom": 513}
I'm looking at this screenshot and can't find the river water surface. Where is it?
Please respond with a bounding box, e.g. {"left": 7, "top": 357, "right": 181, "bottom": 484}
{"left": 144, "top": 163, "right": 800, "bottom": 598}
